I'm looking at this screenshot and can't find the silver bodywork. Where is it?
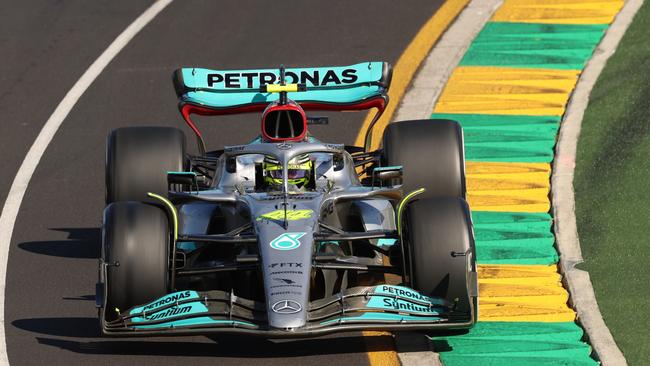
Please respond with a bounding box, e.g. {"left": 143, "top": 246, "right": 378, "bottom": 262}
{"left": 177, "top": 141, "right": 399, "bottom": 329}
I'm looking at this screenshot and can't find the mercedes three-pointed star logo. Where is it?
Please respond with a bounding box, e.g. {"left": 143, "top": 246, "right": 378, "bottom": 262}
{"left": 271, "top": 300, "right": 302, "bottom": 314}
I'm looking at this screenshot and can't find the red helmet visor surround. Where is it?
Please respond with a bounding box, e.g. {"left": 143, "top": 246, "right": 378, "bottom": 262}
{"left": 261, "top": 102, "right": 307, "bottom": 142}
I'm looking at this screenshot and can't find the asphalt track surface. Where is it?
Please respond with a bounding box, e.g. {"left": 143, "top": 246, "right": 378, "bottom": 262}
{"left": 0, "top": 1, "right": 445, "bottom": 364}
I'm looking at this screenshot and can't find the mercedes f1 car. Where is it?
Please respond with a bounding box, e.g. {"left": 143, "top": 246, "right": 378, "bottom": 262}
{"left": 97, "top": 62, "right": 478, "bottom": 337}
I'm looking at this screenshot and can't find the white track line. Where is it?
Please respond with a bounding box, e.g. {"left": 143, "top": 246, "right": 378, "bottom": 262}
{"left": 0, "top": 1, "right": 173, "bottom": 363}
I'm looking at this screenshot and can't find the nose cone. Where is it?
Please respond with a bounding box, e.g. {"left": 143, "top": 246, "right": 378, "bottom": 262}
{"left": 247, "top": 192, "right": 321, "bottom": 331}
{"left": 256, "top": 219, "right": 315, "bottom": 330}
{"left": 269, "top": 299, "right": 306, "bottom": 329}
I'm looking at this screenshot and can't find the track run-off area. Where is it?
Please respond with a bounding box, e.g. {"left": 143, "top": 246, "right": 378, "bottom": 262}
{"left": 421, "top": 0, "right": 627, "bottom": 365}
{"left": 0, "top": 0, "right": 635, "bottom": 365}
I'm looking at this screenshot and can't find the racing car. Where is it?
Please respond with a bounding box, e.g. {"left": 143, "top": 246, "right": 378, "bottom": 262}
{"left": 97, "top": 62, "right": 478, "bottom": 337}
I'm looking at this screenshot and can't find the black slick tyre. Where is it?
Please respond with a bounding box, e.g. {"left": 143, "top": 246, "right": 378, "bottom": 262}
{"left": 403, "top": 197, "right": 477, "bottom": 324}
{"left": 102, "top": 201, "right": 170, "bottom": 320}
{"left": 106, "top": 126, "right": 186, "bottom": 204}
{"left": 382, "top": 119, "right": 465, "bottom": 199}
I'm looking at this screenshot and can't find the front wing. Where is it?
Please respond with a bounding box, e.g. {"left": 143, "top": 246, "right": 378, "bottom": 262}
{"left": 102, "top": 285, "right": 474, "bottom": 337}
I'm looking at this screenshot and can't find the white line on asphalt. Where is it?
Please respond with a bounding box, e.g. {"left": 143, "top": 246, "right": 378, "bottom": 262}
{"left": 0, "top": 1, "right": 173, "bottom": 363}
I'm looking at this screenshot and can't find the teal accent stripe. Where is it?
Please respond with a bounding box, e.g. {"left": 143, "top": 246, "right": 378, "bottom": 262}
{"left": 374, "top": 165, "right": 403, "bottom": 171}
{"left": 177, "top": 241, "right": 199, "bottom": 251}
{"left": 473, "top": 211, "right": 558, "bottom": 265}
{"left": 460, "top": 22, "right": 608, "bottom": 70}
{"left": 432, "top": 113, "right": 561, "bottom": 163}
{"left": 167, "top": 171, "right": 196, "bottom": 175}
{"left": 133, "top": 317, "right": 255, "bottom": 330}
{"left": 377, "top": 238, "right": 397, "bottom": 247}
{"left": 320, "top": 312, "right": 442, "bottom": 325}
{"left": 430, "top": 322, "right": 598, "bottom": 366}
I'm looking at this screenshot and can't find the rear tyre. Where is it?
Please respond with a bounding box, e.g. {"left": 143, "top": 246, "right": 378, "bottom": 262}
{"left": 106, "top": 126, "right": 186, "bottom": 204}
{"left": 102, "top": 201, "right": 170, "bottom": 320}
{"left": 382, "top": 119, "right": 465, "bottom": 199}
{"left": 403, "top": 197, "right": 477, "bottom": 324}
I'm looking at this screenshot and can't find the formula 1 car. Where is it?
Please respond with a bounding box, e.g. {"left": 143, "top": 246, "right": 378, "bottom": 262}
{"left": 97, "top": 62, "right": 478, "bottom": 337}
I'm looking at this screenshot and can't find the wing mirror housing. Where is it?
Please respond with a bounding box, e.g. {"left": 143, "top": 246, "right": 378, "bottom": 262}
{"left": 167, "top": 171, "right": 198, "bottom": 192}
{"left": 372, "top": 165, "right": 403, "bottom": 188}
{"left": 307, "top": 116, "right": 329, "bottom": 125}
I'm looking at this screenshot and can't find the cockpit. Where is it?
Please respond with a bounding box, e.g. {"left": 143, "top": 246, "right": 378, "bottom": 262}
{"left": 219, "top": 149, "right": 353, "bottom": 194}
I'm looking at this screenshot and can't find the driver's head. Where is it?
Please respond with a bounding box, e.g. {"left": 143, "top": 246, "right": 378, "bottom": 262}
{"left": 263, "top": 154, "right": 312, "bottom": 188}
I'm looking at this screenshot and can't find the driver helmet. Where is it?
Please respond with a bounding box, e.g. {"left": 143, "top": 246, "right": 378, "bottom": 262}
{"left": 263, "top": 154, "right": 312, "bottom": 188}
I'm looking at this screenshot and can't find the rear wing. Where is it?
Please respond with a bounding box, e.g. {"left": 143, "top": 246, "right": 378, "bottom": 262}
{"left": 172, "top": 62, "right": 392, "bottom": 152}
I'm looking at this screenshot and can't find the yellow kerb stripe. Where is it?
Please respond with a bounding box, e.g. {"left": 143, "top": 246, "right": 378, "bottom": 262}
{"left": 434, "top": 66, "right": 580, "bottom": 116}
{"left": 492, "top": 0, "right": 624, "bottom": 25}
{"left": 364, "top": 331, "right": 401, "bottom": 366}
{"left": 466, "top": 162, "right": 551, "bottom": 213}
{"left": 354, "top": 0, "right": 471, "bottom": 151}
{"left": 478, "top": 264, "right": 576, "bottom": 322}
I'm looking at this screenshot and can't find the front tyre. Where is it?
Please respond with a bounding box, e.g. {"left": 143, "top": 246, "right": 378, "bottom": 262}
{"left": 403, "top": 197, "right": 477, "bottom": 324}
{"left": 102, "top": 201, "right": 170, "bottom": 320}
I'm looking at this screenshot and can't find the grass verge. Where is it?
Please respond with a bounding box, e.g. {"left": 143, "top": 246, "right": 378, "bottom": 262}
{"left": 574, "top": 3, "right": 650, "bottom": 365}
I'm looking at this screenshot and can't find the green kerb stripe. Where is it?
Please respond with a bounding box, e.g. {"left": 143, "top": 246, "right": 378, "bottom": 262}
{"left": 430, "top": 322, "right": 597, "bottom": 366}
{"left": 432, "top": 113, "right": 561, "bottom": 162}
{"left": 473, "top": 211, "right": 558, "bottom": 265}
{"left": 460, "top": 22, "right": 608, "bottom": 70}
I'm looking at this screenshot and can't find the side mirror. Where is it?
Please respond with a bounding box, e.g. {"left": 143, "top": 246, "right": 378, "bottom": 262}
{"left": 167, "top": 171, "right": 198, "bottom": 192}
{"left": 372, "top": 165, "right": 403, "bottom": 188}
{"left": 226, "top": 157, "right": 237, "bottom": 173}
{"left": 307, "top": 116, "right": 329, "bottom": 125}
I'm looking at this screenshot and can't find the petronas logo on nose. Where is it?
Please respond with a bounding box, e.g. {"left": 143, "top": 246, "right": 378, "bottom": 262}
{"left": 270, "top": 232, "right": 306, "bottom": 251}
